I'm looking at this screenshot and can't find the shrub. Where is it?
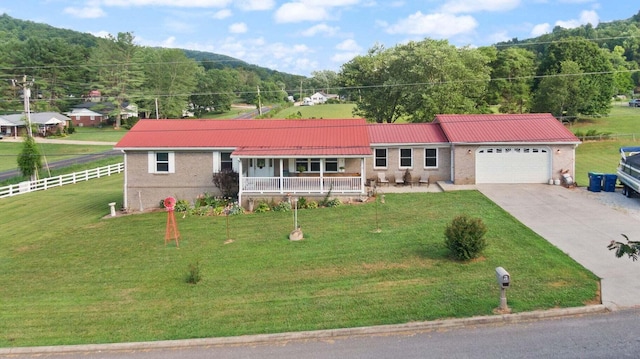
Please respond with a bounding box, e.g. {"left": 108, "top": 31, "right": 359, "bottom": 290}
{"left": 273, "top": 201, "right": 292, "bottom": 212}
{"left": 185, "top": 261, "right": 202, "bottom": 284}
{"left": 297, "top": 196, "right": 307, "bottom": 209}
{"left": 444, "top": 215, "right": 488, "bottom": 261}
{"left": 325, "top": 198, "right": 342, "bottom": 207}
{"left": 174, "top": 199, "right": 190, "bottom": 212}
{"left": 212, "top": 169, "right": 239, "bottom": 199}
{"left": 254, "top": 201, "right": 271, "bottom": 213}
{"left": 307, "top": 200, "right": 318, "bottom": 209}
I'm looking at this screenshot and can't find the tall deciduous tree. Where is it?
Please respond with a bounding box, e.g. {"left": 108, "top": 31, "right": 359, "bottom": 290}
{"left": 90, "top": 32, "right": 145, "bottom": 127}
{"left": 191, "top": 68, "right": 237, "bottom": 116}
{"left": 535, "top": 37, "right": 614, "bottom": 116}
{"left": 489, "top": 47, "right": 536, "bottom": 113}
{"left": 532, "top": 60, "right": 582, "bottom": 119}
{"left": 139, "top": 48, "right": 199, "bottom": 118}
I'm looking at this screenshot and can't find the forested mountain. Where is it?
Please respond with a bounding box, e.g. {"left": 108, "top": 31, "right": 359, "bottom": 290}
{"left": 0, "top": 14, "right": 304, "bottom": 119}
{"left": 1, "top": 10, "right": 640, "bottom": 122}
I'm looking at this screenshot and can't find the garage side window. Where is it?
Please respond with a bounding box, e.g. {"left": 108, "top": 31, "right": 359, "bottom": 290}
{"left": 424, "top": 148, "right": 438, "bottom": 168}
{"left": 399, "top": 148, "right": 412, "bottom": 168}
{"left": 374, "top": 148, "right": 387, "bottom": 169}
{"left": 148, "top": 151, "right": 175, "bottom": 173}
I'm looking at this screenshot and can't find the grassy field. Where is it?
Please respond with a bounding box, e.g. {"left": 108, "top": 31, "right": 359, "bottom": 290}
{"left": 0, "top": 175, "right": 597, "bottom": 347}
{"left": 65, "top": 126, "right": 127, "bottom": 142}
{"left": 0, "top": 142, "right": 114, "bottom": 172}
{"left": 276, "top": 103, "right": 358, "bottom": 119}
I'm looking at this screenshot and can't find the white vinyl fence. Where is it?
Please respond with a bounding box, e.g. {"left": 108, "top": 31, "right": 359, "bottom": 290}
{"left": 0, "top": 162, "right": 124, "bottom": 199}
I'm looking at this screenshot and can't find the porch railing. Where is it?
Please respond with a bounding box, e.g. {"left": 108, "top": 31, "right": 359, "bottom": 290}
{"left": 241, "top": 176, "right": 362, "bottom": 194}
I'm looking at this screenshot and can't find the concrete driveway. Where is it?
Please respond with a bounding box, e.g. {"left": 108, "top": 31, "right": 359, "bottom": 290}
{"left": 477, "top": 184, "right": 640, "bottom": 310}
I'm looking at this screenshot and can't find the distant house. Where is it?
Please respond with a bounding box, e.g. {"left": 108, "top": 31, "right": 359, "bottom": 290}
{"left": 310, "top": 91, "right": 339, "bottom": 104}
{"left": 66, "top": 108, "right": 105, "bottom": 127}
{"left": 114, "top": 114, "right": 580, "bottom": 212}
{"left": 0, "top": 112, "right": 69, "bottom": 137}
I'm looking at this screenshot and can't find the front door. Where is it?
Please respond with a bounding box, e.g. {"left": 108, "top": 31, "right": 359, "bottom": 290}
{"left": 249, "top": 158, "right": 274, "bottom": 177}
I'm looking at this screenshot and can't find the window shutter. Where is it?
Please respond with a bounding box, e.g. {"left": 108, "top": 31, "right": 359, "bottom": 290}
{"left": 168, "top": 152, "right": 175, "bottom": 173}
{"left": 148, "top": 152, "right": 155, "bottom": 173}
{"left": 212, "top": 152, "right": 220, "bottom": 173}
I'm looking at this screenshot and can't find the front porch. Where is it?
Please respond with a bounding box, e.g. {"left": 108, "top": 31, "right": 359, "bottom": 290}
{"left": 241, "top": 175, "right": 364, "bottom": 194}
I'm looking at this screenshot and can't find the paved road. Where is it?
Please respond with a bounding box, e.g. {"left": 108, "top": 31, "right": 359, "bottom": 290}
{"left": 478, "top": 184, "right": 640, "bottom": 310}
{"left": 0, "top": 137, "right": 120, "bottom": 181}
{"left": 3, "top": 308, "right": 639, "bottom": 358}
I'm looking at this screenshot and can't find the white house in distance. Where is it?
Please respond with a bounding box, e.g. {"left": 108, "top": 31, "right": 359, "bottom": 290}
{"left": 114, "top": 113, "right": 580, "bottom": 212}
{"left": 310, "top": 91, "right": 339, "bottom": 104}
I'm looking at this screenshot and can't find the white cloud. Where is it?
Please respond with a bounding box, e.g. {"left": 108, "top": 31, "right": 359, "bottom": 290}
{"left": 331, "top": 52, "right": 359, "bottom": 64}
{"left": 274, "top": 0, "right": 361, "bottom": 23}
{"left": 101, "top": 0, "right": 232, "bottom": 7}
{"left": 63, "top": 6, "right": 106, "bottom": 18}
{"left": 274, "top": 2, "right": 330, "bottom": 23}
{"left": 236, "top": 0, "right": 275, "bottom": 11}
{"left": 229, "top": 22, "right": 248, "bottom": 34}
{"left": 336, "top": 39, "right": 361, "bottom": 52}
{"left": 556, "top": 10, "right": 599, "bottom": 28}
{"left": 486, "top": 31, "right": 511, "bottom": 44}
{"left": 440, "top": 0, "right": 520, "bottom": 14}
{"left": 386, "top": 12, "right": 477, "bottom": 37}
{"left": 212, "top": 9, "right": 232, "bottom": 19}
{"left": 91, "top": 30, "right": 113, "bottom": 38}
{"left": 164, "top": 19, "right": 196, "bottom": 33}
{"left": 530, "top": 23, "right": 551, "bottom": 36}
{"left": 301, "top": 23, "right": 339, "bottom": 37}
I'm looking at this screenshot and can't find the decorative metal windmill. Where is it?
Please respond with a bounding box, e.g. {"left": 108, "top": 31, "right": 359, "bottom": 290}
{"left": 164, "top": 196, "right": 180, "bottom": 247}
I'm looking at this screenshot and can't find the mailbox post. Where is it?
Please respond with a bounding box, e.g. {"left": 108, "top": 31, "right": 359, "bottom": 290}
{"left": 495, "top": 267, "right": 510, "bottom": 311}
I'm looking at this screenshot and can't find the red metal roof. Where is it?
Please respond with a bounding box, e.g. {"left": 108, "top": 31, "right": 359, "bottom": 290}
{"left": 368, "top": 123, "right": 448, "bottom": 144}
{"left": 115, "top": 118, "right": 372, "bottom": 157}
{"left": 434, "top": 113, "right": 580, "bottom": 143}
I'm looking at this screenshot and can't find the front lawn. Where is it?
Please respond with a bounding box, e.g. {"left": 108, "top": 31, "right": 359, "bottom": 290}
{"left": 0, "top": 175, "right": 598, "bottom": 347}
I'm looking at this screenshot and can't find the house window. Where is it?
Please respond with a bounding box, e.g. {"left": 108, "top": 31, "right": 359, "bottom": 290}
{"left": 148, "top": 151, "right": 175, "bottom": 173}
{"left": 399, "top": 148, "right": 412, "bottom": 168}
{"left": 295, "top": 158, "right": 322, "bottom": 172}
{"left": 424, "top": 148, "right": 438, "bottom": 168}
{"left": 221, "top": 152, "right": 233, "bottom": 171}
{"left": 325, "top": 158, "right": 338, "bottom": 172}
{"left": 374, "top": 148, "right": 387, "bottom": 168}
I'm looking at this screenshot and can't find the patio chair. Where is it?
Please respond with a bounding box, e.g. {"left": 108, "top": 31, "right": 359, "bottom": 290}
{"left": 377, "top": 172, "right": 389, "bottom": 186}
{"left": 419, "top": 173, "right": 430, "bottom": 187}
{"left": 394, "top": 171, "right": 405, "bottom": 185}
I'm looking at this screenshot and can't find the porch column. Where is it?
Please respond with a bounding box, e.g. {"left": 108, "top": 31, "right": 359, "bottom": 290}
{"left": 360, "top": 158, "right": 365, "bottom": 193}
{"left": 237, "top": 158, "right": 243, "bottom": 206}
{"left": 279, "top": 158, "right": 284, "bottom": 194}
{"left": 320, "top": 158, "right": 324, "bottom": 193}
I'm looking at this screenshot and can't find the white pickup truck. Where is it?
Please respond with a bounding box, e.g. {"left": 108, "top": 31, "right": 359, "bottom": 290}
{"left": 617, "top": 147, "right": 640, "bottom": 198}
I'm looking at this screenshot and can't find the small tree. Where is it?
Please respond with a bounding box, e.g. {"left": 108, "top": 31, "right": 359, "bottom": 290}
{"left": 212, "top": 169, "right": 239, "bottom": 199}
{"left": 17, "top": 135, "right": 42, "bottom": 180}
{"left": 607, "top": 234, "right": 640, "bottom": 261}
{"left": 444, "top": 215, "right": 488, "bottom": 261}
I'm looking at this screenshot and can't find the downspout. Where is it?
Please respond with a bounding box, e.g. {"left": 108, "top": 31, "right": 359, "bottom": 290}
{"left": 450, "top": 144, "right": 455, "bottom": 184}
{"left": 122, "top": 151, "right": 128, "bottom": 211}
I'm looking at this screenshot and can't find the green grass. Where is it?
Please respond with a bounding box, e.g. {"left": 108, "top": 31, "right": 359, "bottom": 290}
{"left": 0, "top": 142, "right": 114, "bottom": 172}
{"left": 276, "top": 104, "right": 358, "bottom": 119}
{"left": 572, "top": 105, "right": 640, "bottom": 186}
{"left": 0, "top": 175, "right": 598, "bottom": 347}
{"left": 65, "top": 127, "right": 127, "bottom": 142}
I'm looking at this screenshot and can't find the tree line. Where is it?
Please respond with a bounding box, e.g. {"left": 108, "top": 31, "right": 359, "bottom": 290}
{"left": 336, "top": 11, "right": 640, "bottom": 123}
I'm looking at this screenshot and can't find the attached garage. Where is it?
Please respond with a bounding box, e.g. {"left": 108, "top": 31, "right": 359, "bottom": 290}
{"left": 475, "top": 146, "right": 551, "bottom": 184}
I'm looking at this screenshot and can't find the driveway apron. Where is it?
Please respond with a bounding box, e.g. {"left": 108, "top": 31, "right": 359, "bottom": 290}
{"left": 477, "top": 184, "right": 640, "bottom": 310}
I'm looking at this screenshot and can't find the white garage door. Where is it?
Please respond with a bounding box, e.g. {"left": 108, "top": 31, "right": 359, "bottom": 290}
{"left": 476, "top": 147, "right": 551, "bottom": 184}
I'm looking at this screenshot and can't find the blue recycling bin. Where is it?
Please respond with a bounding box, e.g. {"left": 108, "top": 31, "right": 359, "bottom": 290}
{"left": 603, "top": 174, "right": 617, "bottom": 192}
{"left": 588, "top": 172, "right": 603, "bottom": 192}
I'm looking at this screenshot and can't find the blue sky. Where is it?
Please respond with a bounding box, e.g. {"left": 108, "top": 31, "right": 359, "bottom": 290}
{"left": 2, "top": 1, "right": 638, "bottom": 76}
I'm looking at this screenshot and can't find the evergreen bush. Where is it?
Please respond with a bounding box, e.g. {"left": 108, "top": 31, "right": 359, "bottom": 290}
{"left": 444, "top": 215, "right": 488, "bottom": 261}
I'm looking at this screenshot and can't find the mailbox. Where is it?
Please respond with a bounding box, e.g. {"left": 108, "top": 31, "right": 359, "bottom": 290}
{"left": 495, "top": 267, "right": 510, "bottom": 288}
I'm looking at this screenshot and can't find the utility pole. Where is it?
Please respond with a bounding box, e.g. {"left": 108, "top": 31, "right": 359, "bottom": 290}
{"left": 12, "top": 75, "right": 34, "bottom": 138}
{"left": 256, "top": 85, "right": 262, "bottom": 116}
